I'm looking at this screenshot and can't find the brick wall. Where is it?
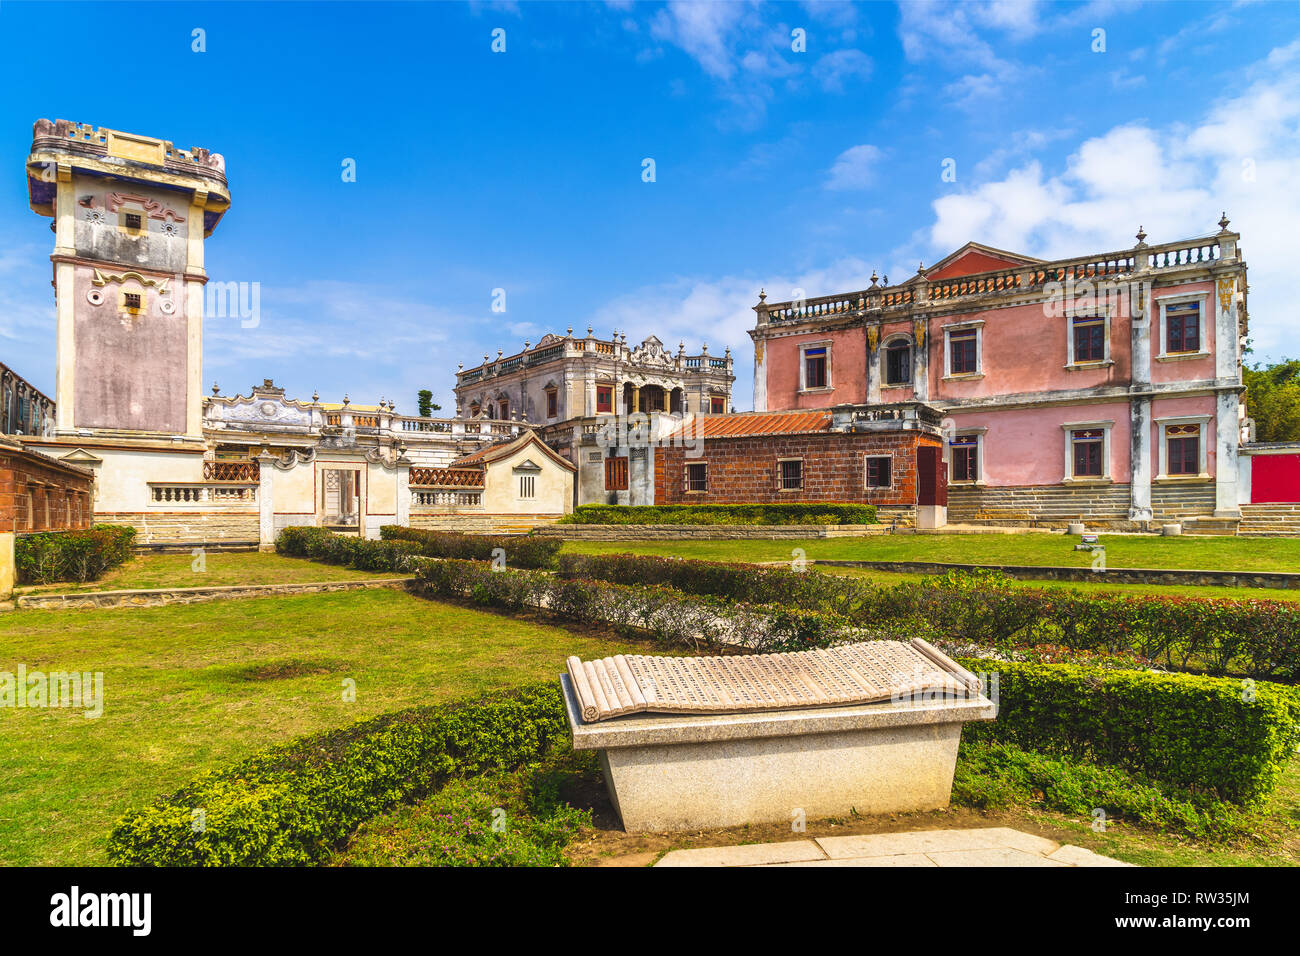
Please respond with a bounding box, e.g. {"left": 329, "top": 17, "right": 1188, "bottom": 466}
{"left": 0, "top": 444, "right": 94, "bottom": 533}
{"left": 654, "top": 432, "right": 940, "bottom": 506}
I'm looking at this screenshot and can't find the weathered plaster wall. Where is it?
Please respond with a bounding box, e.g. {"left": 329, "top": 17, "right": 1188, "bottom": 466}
{"left": 72, "top": 264, "right": 188, "bottom": 432}
{"left": 765, "top": 327, "right": 867, "bottom": 410}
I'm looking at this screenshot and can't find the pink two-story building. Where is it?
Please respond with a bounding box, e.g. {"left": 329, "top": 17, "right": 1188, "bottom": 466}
{"left": 749, "top": 221, "right": 1249, "bottom": 529}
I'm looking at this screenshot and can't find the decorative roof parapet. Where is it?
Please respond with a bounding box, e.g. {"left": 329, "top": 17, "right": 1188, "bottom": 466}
{"left": 31, "top": 118, "right": 227, "bottom": 180}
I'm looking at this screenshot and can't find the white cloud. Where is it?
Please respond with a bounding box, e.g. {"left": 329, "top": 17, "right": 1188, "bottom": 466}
{"left": 825, "top": 144, "right": 883, "bottom": 190}
{"left": 928, "top": 40, "right": 1300, "bottom": 359}
{"left": 811, "top": 48, "right": 873, "bottom": 92}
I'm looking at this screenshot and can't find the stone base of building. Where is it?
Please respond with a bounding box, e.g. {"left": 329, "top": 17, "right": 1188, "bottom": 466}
{"left": 95, "top": 512, "right": 260, "bottom": 546}
{"left": 410, "top": 512, "right": 563, "bottom": 534}
{"left": 947, "top": 482, "right": 1224, "bottom": 531}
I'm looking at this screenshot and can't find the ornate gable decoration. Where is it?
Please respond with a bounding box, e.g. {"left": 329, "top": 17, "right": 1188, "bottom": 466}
{"left": 629, "top": 335, "right": 672, "bottom": 368}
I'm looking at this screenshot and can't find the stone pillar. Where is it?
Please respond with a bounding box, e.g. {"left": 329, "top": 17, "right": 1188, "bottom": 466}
{"left": 396, "top": 453, "right": 411, "bottom": 527}
{"left": 912, "top": 317, "right": 929, "bottom": 402}
{"left": 1128, "top": 260, "right": 1153, "bottom": 523}
{"left": 256, "top": 452, "right": 276, "bottom": 551}
{"left": 0, "top": 531, "right": 14, "bottom": 601}
{"left": 866, "top": 324, "right": 882, "bottom": 404}
{"left": 1214, "top": 274, "right": 1243, "bottom": 517}
{"left": 752, "top": 338, "right": 768, "bottom": 412}
{"left": 1128, "top": 397, "right": 1153, "bottom": 522}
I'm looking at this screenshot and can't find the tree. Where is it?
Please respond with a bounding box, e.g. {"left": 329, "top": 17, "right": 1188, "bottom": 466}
{"left": 1243, "top": 359, "right": 1300, "bottom": 442}
{"left": 417, "top": 390, "right": 433, "bottom": 417}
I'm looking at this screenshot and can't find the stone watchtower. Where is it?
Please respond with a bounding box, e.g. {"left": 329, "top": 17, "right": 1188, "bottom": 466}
{"left": 26, "top": 120, "right": 231, "bottom": 441}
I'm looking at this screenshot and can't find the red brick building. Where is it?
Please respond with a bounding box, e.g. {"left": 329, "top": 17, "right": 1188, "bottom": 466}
{"left": 1, "top": 436, "right": 95, "bottom": 597}
{"left": 653, "top": 403, "right": 947, "bottom": 527}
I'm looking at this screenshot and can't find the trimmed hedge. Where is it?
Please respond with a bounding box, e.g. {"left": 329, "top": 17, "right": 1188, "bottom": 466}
{"left": 415, "top": 558, "right": 873, "bottom": 652}
{"left": 956, "top": 657, "right": 1300, "bottom": 807}
{"left": 275, "top": 526, "right": 421, "bottom": 572}
{"left": 559, "top": 554, "right": 1300, "bottom": 679}
{"left": 14, "top": 524, "right": 137, "bottom": 584}
{"left": 953, "top": 742, "right": 1246, "bottom": 840}
{"left": 379, "top": 525, "right": 561, "bottom": 569}
{"left": 107, "top": 684, "right": 568, "bottom": 866}
{"left": 557, "top": 503, "right": 878, "bottom": 526}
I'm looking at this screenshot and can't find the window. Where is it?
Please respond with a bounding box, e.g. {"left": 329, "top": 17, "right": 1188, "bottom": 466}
{"left": 1070, "top": 429, "right": 1104, "bottom": 477}
{"left": 949, "top": 328, "right": 978, "bottom": 374}
{"left": 951, "top": 435, "right": 979, "bottom": 482}
{"left": 123, "top": 292, "right": 142, "bottom": 312}
{"left": 884, "top": 341, "right": 911, "bottom": 386}
{"left": 1166, "top": 424, "right": 1200, "bottom": 476}
{"left": 497, "top": 400, "right": 509, "bottom": 420}
{"left": 685, "top": 462, "right": 707, "bottom": 492}
{"left": 1072, "top": 315, "right": 1105, "bottom": 363}
{"left": 595, "top": 386, "right": 612, "bottom": 414}
{"left": 518, "top": 474, "right": 536, "bottom": 498}
{"left": 710, "top": 396, "right": 726, "bottom": 414}
{"left": 803, "top": 346, "right": 828, "bottom": 389}
{"left": 545, "top": 388, "right": 558, "bottom": 419}
{"left": 1166, "top": 302, "right": 1201, "bottom": 353}
{"left": 865, "top": 456, "right": 891, "bottom": 489}
{"left": 124, "top": 212, "right": 142, "bottom": 230}
{"left": 604, "top": 456, "right": 629, "bottom": 491}
{"left": 778, "top": 459, "right": 803, "bottom": 491}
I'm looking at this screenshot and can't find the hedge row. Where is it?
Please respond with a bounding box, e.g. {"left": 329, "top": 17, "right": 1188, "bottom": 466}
{"left": 107, "top": 684, "right": 568, "bottom": 866}
{"left": 956, "top": 658, "right": 1300, "bottom": 807}
{"left": 557, "top": 503, "right": 878, "bottom": 526}
{"left": 14, "top": 525, "right": 137, "bottom": 584}
{"left": 558, "top": 554, "right": 1300, "bottom": 679}
{"left": 275, "top": 526, "right": 422, "bottom": 572}
{"left": 414, "top": 559, "right": 874, "bottom": 652}
{"left": 380, "top": 525, "right": 561, "bottom": 569}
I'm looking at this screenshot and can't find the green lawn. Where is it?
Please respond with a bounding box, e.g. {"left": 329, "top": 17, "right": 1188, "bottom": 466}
{"left": 15, "top": 550, "right": 396, "bottom": 595}
{"left": 0, "top": 588, "right": 636, "bottom": 865}
{"left": 561, "top": 534, "right": 1300, "bottom": 572}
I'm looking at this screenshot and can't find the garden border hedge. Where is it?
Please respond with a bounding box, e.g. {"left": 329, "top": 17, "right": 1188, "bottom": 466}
{"left": 107, "top": 684, "right": 568, "bottom": 866}
{"left": 558, "top": 503, "right": 877, "bottom": 526}
{"left": 380, "top": 525, "right": 561, "bottom": 568}
{"left": 14, "top": 524, "right": 137, "bottom": 584}
{"left": 558, "top": 553, "right": 1300, "bottom": 679}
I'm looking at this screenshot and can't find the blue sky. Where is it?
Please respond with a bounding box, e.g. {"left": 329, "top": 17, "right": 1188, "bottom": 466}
{"left": 1, "top": 0, "right": 1298, "bottom": 412}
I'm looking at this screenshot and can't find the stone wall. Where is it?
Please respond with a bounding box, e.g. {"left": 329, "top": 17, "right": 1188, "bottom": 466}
{"left": 947, "top": 483, "right": 1131, "bottom": 524}
{"left": 94, "top": 511, "right": 259, "bottom": 545}
{"left": 410, "top": 513, "right": 562, "bottom": 534}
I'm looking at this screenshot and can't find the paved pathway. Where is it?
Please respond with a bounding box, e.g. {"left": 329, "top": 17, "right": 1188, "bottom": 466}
{"left": 655, "top": 827, "right": 1132, "bottom": 867}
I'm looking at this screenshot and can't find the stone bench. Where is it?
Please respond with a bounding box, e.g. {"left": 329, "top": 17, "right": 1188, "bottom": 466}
{"left": 561, "top": 639, "right": 996, "bottom": 832}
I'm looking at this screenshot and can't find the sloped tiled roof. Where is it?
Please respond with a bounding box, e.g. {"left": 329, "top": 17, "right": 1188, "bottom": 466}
{"left": 451, "top": 430, "right": 577, "bottom": 471}
{"left": 666, "top": 410, "right": 833, "bottom": 441}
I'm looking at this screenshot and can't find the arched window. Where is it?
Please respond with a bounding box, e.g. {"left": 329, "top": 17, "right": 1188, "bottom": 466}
{"left": 884, "top": 339, "right": 912, "bottom": 386}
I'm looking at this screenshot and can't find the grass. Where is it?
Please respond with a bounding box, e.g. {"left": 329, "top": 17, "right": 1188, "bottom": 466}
{"left": 15, "top": 550, "right": 396, "bottom": 594}
{"left": 0, "top": 588, "right": 637, "bottom": 866}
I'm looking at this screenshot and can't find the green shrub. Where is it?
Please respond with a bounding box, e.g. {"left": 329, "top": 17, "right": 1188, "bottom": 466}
{"left": 378, "top": 525, "right": 561, "bottom": 569}
{"left": 14, "top": 524, "right": 137, "bottom": 584}
{"left": 557, "top": 503, "right": 877, "bottom": 526}
{"left": 956, "top": 658, "right": 1300, "bottom": 807}
{"left": 561, "top": 554, "right": 1300, "bottom": 679}
{"left": 953, "top": 742, "right": 1248, "bottom": 840}
{"left": 274, "top": 526, "right": 420, "bottom": 573}
{"left": 107, "top": 683, "right": 568, "bottom": 866}
{"left": 415, "top": 558, "right": 872, "bottom": 652}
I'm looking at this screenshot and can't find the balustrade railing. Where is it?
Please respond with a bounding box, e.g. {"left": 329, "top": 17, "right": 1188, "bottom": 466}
{"left": 203, "top": 460, "right": 259, "bottom": 481}
{"left": 412, "top": 490, "right": 483, "bottom": 508}
{"left": 150, "top": 484, "right": 257, "bottom": 504}
{"left": 409, "top": 467, "right": 485, "bottom": 488}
